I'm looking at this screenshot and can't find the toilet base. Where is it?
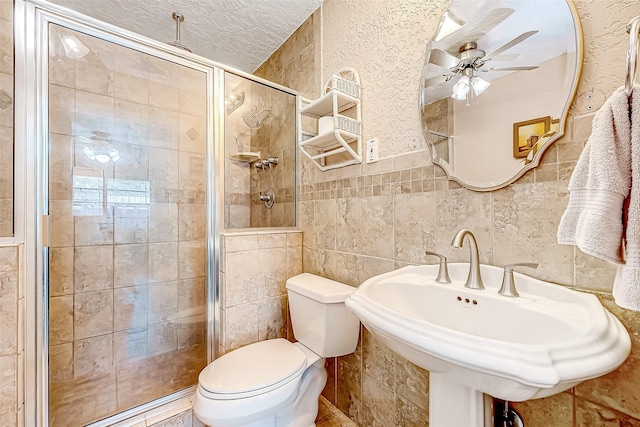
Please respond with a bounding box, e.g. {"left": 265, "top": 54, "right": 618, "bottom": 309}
{"left": 279, "top": 359, "right": 327, "bottom": 426}
{"left": 194, "top": 358, "right": 327, "bottom": 427}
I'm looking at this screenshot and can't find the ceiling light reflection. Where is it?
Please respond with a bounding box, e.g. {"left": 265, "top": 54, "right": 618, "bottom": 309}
{"left": 60, "top": 34, "right": 89, "bottom": 59}
{"left": 83, "top": 146, "right": 121, "bottom": 163}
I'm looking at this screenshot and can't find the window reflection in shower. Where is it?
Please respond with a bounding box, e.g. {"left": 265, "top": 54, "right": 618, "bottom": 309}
{"left": 224, "top": 71, "right": 296, "bottom": 229}
{"left": 47, "top": 24, "right": 207, "bottom": 426}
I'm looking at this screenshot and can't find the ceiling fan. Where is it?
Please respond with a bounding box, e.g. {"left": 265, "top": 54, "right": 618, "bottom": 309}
{"left": 424, "top": 30, "right": 540, "bottom": 88}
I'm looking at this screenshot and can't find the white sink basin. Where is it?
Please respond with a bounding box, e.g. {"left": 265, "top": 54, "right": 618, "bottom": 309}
{"left": 345, "top": 263, "right": 630, "bottom": 402}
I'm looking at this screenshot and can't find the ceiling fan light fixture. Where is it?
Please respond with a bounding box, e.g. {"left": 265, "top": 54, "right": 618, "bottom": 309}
{"left": 434, "top": 11, "right": 465, "bottom": 42}
{"left": 451, "top": 75, "right": 470, "bottom": 100}
{"left": 470, "top": 76, "right": 491, "bottom": 96}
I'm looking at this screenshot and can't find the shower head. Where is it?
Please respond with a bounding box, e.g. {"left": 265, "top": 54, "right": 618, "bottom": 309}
{"left": 168, "top": 12, "right": 192, "bottom": 52}
{"left": 242, "top": 107, "right": 271, "bottom": 130}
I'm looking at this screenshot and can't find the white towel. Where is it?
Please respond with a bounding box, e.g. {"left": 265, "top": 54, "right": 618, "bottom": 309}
{"left": 614, "top": 86, "right": 640, "bottom": 310}
{"left": 558, "top": 85, "right": 640, "bottom": 310}
{"left": 557, "top": 86, "right": 632, "bottom": 264}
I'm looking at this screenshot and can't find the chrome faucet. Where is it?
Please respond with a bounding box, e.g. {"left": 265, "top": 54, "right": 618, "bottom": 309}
{"left": 451, "top": 229, "right": 485, "bottom": 290}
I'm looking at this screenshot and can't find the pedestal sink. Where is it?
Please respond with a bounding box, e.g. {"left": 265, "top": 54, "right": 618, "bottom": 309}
{"left": 345, "top": 263, "right": 631, "bottom": 427}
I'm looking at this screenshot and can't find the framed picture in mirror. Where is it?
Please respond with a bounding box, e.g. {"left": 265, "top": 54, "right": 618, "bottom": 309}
{"left": 513, "top": 116, "right": 551, "bottom": 158}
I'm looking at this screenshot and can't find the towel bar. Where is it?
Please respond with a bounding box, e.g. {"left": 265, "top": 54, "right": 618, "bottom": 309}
{"left": 625, "top": 16, "right": 640, "bottom": 97}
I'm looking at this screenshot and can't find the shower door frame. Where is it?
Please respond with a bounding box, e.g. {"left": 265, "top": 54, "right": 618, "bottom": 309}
{"left": 21, "top": 2, "right": 222, "bottom": 425}
{"left": 16, "top": 1, "right": 299, "bottom": 426}
{"left": 15, "top": 0, "right": 224, "bottom": 427}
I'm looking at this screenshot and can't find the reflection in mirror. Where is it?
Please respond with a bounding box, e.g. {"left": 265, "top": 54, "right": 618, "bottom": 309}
{"left": 0, "top": 1, "right": 14, "bottom": 236}
{"left": 420, "top": 0, "right": 583, "bottom": 191}
{"left": 224, "top": 71, "right": 296, "bottom": 229}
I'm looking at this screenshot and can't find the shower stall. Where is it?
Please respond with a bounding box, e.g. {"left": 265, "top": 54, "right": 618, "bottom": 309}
{"left": 224, "top": 73, "right": 296, "bottom": 229}
{"left": 17, "top": 1, "right": 297, "bottom": 426}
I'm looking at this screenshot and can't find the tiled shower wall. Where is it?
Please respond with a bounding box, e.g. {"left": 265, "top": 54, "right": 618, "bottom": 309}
{"left": 0, "top": 245, "right": 23, "bottom": 427}
{"left": 255, "top": 0, "right": 640, "bottom": 425}
{"left": 223, "top": 76, "right": 296, "bottom": 229}
{"left": 0, "top": 0, "right": 13, "bottom": 237}
{"left": 247, "top": 86, "right": 296, "bottom": 229}
{"left": 224, "top": 75, "right": 255, "bottom": 229}
{"left": 47, "top": 26, "right": 207, "bottom": 426}
{"left": 1, "top": 5, "right": 21, "bottom": 426}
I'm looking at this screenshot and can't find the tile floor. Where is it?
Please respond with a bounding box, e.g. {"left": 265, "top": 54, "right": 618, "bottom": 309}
{"left": 316, "top": 396, "right": 358, "bottom": 426}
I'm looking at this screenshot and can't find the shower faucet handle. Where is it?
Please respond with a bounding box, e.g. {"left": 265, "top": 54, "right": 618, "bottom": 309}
{"left": 259, "top": 192, "right": 272, "bottom": 202}
{"left": 425, "top": 251, "right": 451, "bottom": 284}
{"left": 255, "top": 158, "right": 278, "bottom": 171}
{"left": 254, "top": 159, "right": 268, "bottom": 172}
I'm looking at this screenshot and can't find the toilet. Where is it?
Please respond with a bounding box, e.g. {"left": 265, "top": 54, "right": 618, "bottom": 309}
{"left": 193, "top": 273, "right": 360, "bottom": 427}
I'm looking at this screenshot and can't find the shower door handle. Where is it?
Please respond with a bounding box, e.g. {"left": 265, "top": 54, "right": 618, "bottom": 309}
{"left": 42, "top": 214, "right": 50, "bottom": 247}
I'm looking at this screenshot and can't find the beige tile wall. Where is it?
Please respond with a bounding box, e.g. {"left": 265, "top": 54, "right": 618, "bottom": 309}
{"left": 223, "top": 74, "right": 297, "bottom": 229}
{"left": 255, "top": 0, "right": 640, "bottom": 425}
{"left": 219, "top": 230, "right": 302, "bottom": 355}
{"left": 0, "top": 0, "right": 13, "bottom": 237}
{"left": 47, "top": 25, "right": 207, "bottom": 426}
{"left": 247, "top": 85, "right": 296, "bottom": 228}
{"left": 0, "top": 245, "right": 23, "bottom": 427}
{"left": 101, "top": 396, "right": 206, "bottom": 427}
{"left": 224, "top": 74, "right": 255, "bottom": 229}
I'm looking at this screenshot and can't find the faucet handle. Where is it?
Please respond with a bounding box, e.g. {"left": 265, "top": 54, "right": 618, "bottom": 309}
{"left": 425, "top": 251, "right": 451, "bottom": 284}
{"left": 499, "top": 263, "right": 539, "bottom": 297}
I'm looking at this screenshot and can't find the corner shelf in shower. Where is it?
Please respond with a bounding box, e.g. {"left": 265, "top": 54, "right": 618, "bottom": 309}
{"left": 298, "top": 68, "right": 362, "bottom": 171}
{"left": 229, "top": 151, "right": 261, "bottom": 163}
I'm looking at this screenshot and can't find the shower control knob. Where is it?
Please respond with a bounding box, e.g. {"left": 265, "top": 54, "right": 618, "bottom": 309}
{"left": 259, "top": 187, "right": 276, "bottom": 209}
{"left": 259, "top": 192, "right": 272, "bottom": 202}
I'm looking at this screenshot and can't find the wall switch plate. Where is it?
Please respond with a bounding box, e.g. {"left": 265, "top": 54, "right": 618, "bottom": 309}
{"left": 366, "top": 138, "right": 379, "bottom": 163}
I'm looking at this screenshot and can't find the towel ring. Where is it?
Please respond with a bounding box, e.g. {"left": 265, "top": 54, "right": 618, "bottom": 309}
{"left": 625, "top": 16, "right": 640, "bottom": 97}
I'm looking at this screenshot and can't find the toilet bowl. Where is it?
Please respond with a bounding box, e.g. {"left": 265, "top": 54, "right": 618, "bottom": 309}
{"left": 193, "top": 273, "right": 360, "bottom": 427}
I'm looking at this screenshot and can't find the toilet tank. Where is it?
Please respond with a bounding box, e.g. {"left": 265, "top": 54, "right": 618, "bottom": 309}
{"left": 286, "top": 273, "right": 360, "bottom": 358}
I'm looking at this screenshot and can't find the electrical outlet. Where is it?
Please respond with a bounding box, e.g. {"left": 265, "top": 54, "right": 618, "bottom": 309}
{"left": 366, "top": 138, "right": 379, "bottom": 163}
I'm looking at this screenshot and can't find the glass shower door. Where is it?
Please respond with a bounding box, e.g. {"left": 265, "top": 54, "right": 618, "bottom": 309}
{"left": 47, "top": 23, "right": 209, "bottom": 426}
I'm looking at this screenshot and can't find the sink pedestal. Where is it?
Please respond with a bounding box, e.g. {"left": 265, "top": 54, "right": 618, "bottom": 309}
{"left": 429, "top": 374, "right": 487, "bottom": 427}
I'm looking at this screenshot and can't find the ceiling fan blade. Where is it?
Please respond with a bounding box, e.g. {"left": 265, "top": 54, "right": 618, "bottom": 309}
{"left": 464, "top": 8, "right": 515, "bottom": 41}
{"left": 491, "top": 66, "right": 539, "bottom": 71}
{"left": 483, "top": 30, "right": 539, "bottom": 61}
{"left": 428, "top": 48, "right": 460, "bottom": 70}
{"left": 422, "top": 75, "right": 450, "bottom": 88}
{"left": 490, "top": 53, "right": 519, "bottom": 62}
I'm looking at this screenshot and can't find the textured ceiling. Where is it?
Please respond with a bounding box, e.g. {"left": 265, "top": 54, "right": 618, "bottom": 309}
{"left": 47, "top": 0, "right": 323, "bottom": 72}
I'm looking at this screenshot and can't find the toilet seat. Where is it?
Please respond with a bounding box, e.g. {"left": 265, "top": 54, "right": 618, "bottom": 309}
{"left": 199, "top": 339, "right": 307, "bottom": 400}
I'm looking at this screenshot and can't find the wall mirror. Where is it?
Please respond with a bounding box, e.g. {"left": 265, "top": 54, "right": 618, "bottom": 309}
{"left": 420, "top": 0, "right": 583, "bottom": 191}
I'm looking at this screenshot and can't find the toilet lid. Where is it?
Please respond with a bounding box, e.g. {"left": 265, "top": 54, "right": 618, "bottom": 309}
{"left": 199, "top": 339, "right": 307, "bottom": 397}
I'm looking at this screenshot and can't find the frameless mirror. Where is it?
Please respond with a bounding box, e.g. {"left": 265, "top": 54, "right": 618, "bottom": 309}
{"left": 420, "top": 0, "right": 583, "bottom": 191}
